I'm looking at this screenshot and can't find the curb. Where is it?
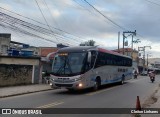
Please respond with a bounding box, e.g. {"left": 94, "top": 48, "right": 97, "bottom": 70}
{"left": 0, "top": 88, "right": 53, "bottom": 98}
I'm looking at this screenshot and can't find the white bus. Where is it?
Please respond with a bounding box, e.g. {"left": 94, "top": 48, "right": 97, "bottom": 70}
{"left": 50, "top": 46, "right": 132, "bottom": 91}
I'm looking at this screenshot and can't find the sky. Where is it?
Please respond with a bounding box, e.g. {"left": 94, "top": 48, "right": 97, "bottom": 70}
{"left": 0, "top": 0, "right": 160, "bottom": 58}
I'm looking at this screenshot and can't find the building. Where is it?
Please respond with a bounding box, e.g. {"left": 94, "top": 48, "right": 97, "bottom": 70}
{"left": 28, "top": 46, "right": 40, "bottom": 56}
{"left": 38, "top": 47, "right": 58, "bottom": 72}
{"left": 114, "top": 48, "right": 138, "bottom": 61}
{"left": 0, "top": 55, "right": 41, "bottom": 86}
{"left": 138, "top": 58, "right": 145, "bottom": 73}
{"left": 0, "top": 34, "right": 42, "bottom": 86}
{"left": 0, "top": 33, "right": 61, "bottom": 85}
{"left": 0, "top": 33, "right": 11, "bottom": 55}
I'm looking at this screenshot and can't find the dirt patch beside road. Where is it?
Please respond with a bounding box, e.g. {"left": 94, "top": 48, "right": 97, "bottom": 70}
{"left": 142, "top": 84, "right": 160, "bottom": 108}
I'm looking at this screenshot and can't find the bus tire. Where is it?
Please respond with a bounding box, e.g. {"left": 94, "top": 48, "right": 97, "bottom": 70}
{"left": 93, "top": 77, "right": 101, "bottom": 91}
{"left": 120, "top": 75, "right": 125, "bottom": 85}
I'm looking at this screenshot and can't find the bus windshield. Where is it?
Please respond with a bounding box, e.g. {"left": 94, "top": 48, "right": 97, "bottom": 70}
{"left": 52, "top": 52, "right": 87, "bottom": 76}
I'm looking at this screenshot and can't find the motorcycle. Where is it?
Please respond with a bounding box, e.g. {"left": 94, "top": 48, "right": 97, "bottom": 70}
{"left": 134, "top": 73, "right": 138, "bottom": 79}
{"left": 133, "top": 71, "right": 138, "bottom": 79}
{"left": 149, "top": 71, "right": 155, "bottom": 83}
{"left": 150, "top": 76, "right": 155, "bottom": 83}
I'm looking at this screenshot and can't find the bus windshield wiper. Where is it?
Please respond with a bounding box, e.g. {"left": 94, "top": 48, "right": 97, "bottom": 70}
{"left": 65, "top": 57, "right": 73, "bottom": 74}
{"left": 56, "top": 56, "right": 73, "bottom": 75}
{"left": 56, "top": 64, "right": 65, "bottom": 74}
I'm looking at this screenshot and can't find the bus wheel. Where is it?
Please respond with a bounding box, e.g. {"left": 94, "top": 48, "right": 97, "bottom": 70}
{"left": 93, "top": 78, "right": 101, "bottom": 91}
{"left": 120, "top": 75, "right": 125, "bottom": 85}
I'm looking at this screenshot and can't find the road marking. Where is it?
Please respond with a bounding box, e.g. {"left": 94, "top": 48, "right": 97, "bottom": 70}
{"left": 86, "top": 86, "right": 120, "bottom": 96}
{"left": 37, "top": 101, "right": 64, "bottom": 108}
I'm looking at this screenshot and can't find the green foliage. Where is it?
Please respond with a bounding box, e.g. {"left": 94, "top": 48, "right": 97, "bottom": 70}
{"left": 80, "top": 40, "right": 95, "bottom": 46}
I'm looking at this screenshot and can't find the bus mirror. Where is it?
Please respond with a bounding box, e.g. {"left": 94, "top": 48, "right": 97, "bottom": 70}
{"left": 87, "top": 52, "right": 91, "bottom": 63}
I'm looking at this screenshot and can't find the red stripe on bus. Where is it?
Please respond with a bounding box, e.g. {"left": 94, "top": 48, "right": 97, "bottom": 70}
{"left": 98, "top": 48, "right": 120, "bottom": 56}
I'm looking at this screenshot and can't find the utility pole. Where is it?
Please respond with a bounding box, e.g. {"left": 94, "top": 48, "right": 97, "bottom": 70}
{"left": 147, "top": 54, "right": 149, "bottom": 67}
{"left": 123, "top": 33, "right": 125, "bottom": 55}
{"left": 118, "top": 32, "right": 120, "bottom": 53}
{"left": 147, "top": 53, "right": 151, "bottom": 67}
{"left": 142, "top": 46, "right": 151, "bottom": 72}
{"left": 138, "top": 47, "right": 144, "bottom": 72}
{"left": 122, "top": 30, "right": 136, "bottom": 55}
{"left": 132, "top": 39, "right": 141, "bottom": 59}
{"left": 131, "top": 35, "right": 134, "bottom": 50}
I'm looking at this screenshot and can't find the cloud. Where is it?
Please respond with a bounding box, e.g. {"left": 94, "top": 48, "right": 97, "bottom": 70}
{"left": 1, "top": 0, "right": 160, "bottom": 57}
{"left": 51, "top": 9, "right": 61, "bottom": 18}
{"left": 0, "top": 3, "right": 12, "bottom": 10}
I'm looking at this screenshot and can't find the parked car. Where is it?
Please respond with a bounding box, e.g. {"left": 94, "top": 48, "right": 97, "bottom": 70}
{"left": 141, "top": 71, "right": 148, "bottom": 76}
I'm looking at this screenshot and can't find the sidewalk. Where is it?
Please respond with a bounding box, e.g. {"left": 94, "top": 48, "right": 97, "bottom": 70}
{"left": 0, "top": 84, "right": 52, "bottom": 98}
{"left": 141, "top": 83, "right": 160, "bottom": 117}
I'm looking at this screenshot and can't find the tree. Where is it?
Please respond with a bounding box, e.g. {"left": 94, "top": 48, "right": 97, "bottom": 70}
{"left": 80, "top": 40, "right": 95, "bottom": 46}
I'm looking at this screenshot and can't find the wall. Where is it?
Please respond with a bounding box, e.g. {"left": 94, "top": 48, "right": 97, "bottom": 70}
{"left": 132, "top": 51, "right": 138, "bottom": 61}
{"left": 39, "top": 47, "right": 58, "bottom": 73}
{"left": 0, "top": 56, "right": 41, "bottom": 87}
{"left": 0, "top": 64, "right": 32, "bottom": 86}
{"left": 0, "top": 33, "right": 11, "bottom": 55}
{"left": 40, "top": 47, "right": 58, "bottom": 57}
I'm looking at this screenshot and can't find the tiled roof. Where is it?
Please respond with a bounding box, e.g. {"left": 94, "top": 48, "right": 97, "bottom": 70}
{"left": 40, "top": 47, "right": 58, "bottom": 57}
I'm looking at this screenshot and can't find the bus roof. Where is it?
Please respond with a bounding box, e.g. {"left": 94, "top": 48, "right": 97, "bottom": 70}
{"left": 57, "top": 46, "right": 131, "bottom": 59}
{"left": 98, "top": 48, "right": 131, "bottom": 59}
{"left": 57, "top": 46, "right": 96, "bottom": 53}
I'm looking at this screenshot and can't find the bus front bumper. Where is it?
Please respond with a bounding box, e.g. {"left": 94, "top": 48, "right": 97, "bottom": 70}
{"left": 50, "top": 81, "right": 84, "bottom": 90}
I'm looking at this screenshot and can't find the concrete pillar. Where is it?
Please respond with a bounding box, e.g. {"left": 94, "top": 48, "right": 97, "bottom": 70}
{"left": 39, "top": 62, "right": 43, "bottom": 84}
{"left": 32, "top": 65, "right": 35, "bottom": 83}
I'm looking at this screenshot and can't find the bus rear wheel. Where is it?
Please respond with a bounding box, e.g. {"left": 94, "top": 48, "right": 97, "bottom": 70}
{"left": 120, "top": 75, "right": 125, "bottom": 85}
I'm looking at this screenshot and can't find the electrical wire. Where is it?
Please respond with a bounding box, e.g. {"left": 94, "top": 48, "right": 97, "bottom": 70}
{"left": 35, "top": 0, "right": 59, "bottom": 42}
{"left": 0, "top": 6, "right": 85, "bottom": 42}
{"left": 0, "top": 12, "right": 80, "bottom": 45}
{"left": 144, "top": 0, "right": 160, "bottom": 6}
{"left": 83, "top": 0, "right": 127, "bottom": 30}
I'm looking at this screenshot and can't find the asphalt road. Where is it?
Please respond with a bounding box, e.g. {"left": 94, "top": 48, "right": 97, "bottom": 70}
{"left": 1, "top": 75, "right": 160, "bottom": 117}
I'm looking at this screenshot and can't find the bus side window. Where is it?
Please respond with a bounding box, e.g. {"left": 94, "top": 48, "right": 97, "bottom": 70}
{"left": 95, "top": 52, "right": 102, "bottom": 68}
{"left": 90, "top": 51, "right": 97, "bottom": 68}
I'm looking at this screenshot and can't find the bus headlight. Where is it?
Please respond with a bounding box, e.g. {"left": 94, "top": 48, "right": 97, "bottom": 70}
{"left": 50, "top": 82, "right": 53, "bottom": 86}
{"left": 78, "top": 83, "right": 83, "bottom": 87}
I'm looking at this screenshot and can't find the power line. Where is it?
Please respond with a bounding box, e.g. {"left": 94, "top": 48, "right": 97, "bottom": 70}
{"left": 144, "top": 0, "right": 160, "bottom": 6}
{"left": 0, "top": 6, "right": 85, "bottom": 41}
{"left": 35, "top": 0, "right": 59, "bottom": 42}
{"left": 43, "top": 0, "right": 61, "bottom": 29}
{"left": 83, "top": 0, "right": 127, "bottom": 30}
{"left": 72, "top": 0, "right": 95, "bottom": 14}
{"left": 78, "top": 0, "right": 152, "bottom": 48}
{"left": 0, "top": 11, "right": 81, "bottom": 45}
{"left": 42, "top": 0, "right": 83, "bottom": 43}
{"left": 0, "top": 3, "right": 103, "bottom": 46}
